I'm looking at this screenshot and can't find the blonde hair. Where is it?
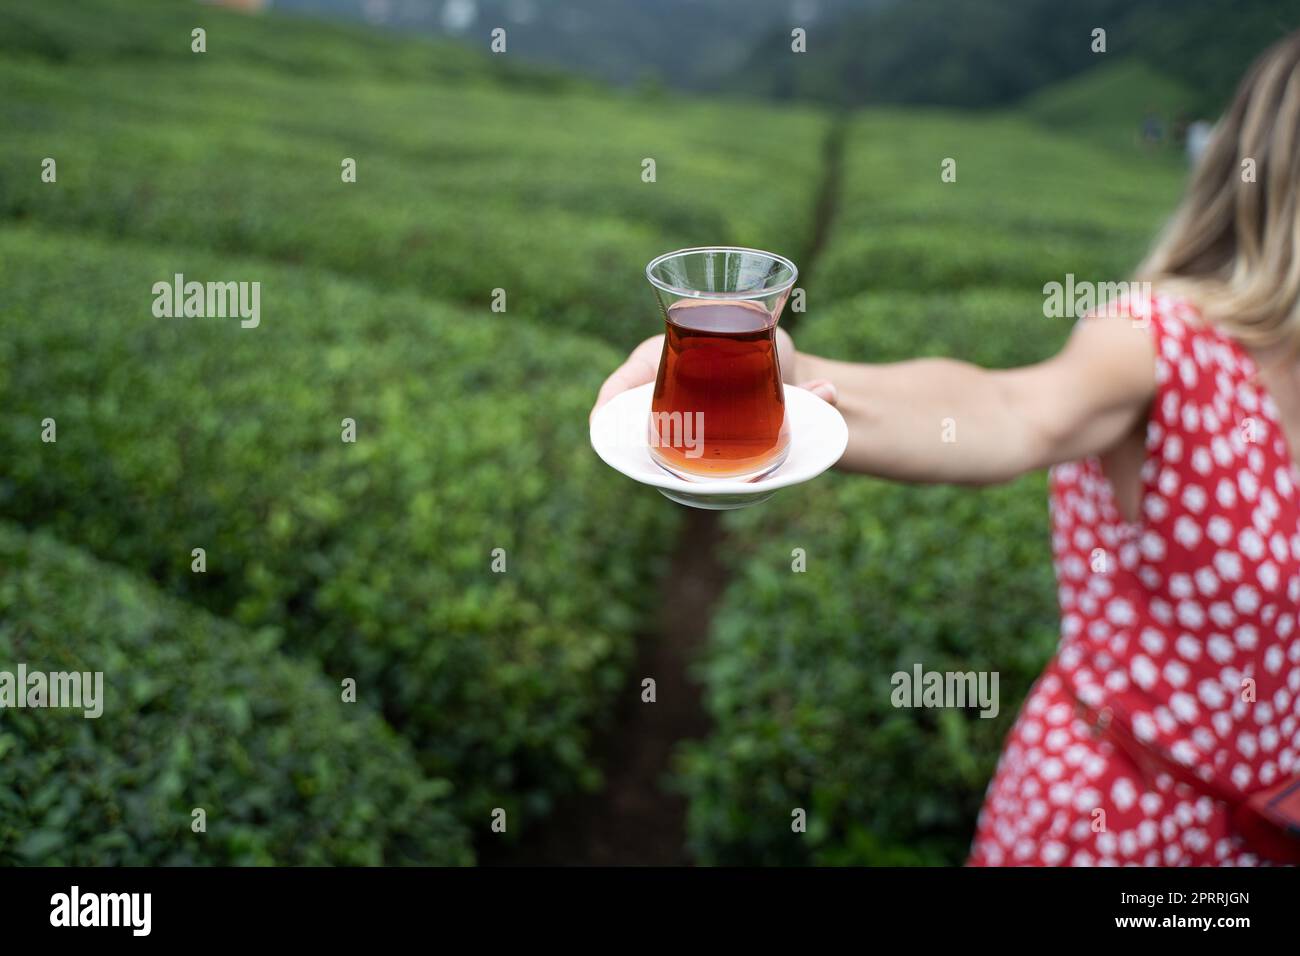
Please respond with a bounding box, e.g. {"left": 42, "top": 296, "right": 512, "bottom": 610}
{"left": 1138, "top": 30, "right": 1300, "bottom": 352}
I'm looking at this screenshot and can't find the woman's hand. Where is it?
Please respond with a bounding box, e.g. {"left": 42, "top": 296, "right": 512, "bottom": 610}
{"left": 591, "top": 335, "right": 664, "bottom": 417}
{"left": 590, "top": 327, "right": 838, "bottom": 419}
{"left": 795, "top": 311, "right": 1157, "bottom": 482}
{"left": 592, "top": 309, "right": 1158, "bottom": 486}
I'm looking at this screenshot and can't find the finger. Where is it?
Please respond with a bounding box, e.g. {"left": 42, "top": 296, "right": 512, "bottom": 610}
{"left": 798, "top": 379, "right": 838, "bottom": 406}
{"left": 591, "top": 363, "right": 637, "bottom": 417}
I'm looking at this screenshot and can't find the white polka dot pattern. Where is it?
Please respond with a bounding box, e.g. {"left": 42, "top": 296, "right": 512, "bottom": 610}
{"left": 970, "top": 296, "right": 1300, "bottom": 866}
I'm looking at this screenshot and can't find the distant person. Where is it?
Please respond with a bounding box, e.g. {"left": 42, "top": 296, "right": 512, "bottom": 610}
{"left": 594, "top": 30, "right": 1300, "bottom": 866}
{"left": 1140, "top": 107, "right": 1164, "bottom": 148}
{"left": 1173, "top": 109, "right": 1190, "bottom": 148}
{"left": 1187, "top": 119, "right": 1215, "bottom": 166}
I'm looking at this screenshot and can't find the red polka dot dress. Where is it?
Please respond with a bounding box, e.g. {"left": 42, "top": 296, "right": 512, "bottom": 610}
{"left": 969, "top": 295, "right": 1300, "bottom": 866}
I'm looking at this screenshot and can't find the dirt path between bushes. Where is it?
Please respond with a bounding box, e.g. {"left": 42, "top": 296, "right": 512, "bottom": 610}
{"left": 478, "top": 505, "right": 725, "bottom": 866}
{"left": 480, "top": 116, "right": 847, "bottom": 866}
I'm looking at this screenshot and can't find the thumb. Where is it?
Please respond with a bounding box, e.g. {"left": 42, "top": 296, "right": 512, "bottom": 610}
{"left": 799, "top": 378, "right": 838, "bottom": 406}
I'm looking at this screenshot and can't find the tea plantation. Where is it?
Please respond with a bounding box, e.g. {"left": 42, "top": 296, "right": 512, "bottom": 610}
{"left": 0, "top": 0, "right": 1190, "bottom": 864}
{"left": 0, "top": 223, "right": 684, "bottom": 834}
{"left": 0, "top": 1, "right": 827, "bottom": 350}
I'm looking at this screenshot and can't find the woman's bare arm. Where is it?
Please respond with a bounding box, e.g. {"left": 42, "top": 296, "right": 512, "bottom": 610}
{"left": 793, "top": 314, "right": 1159, "bottom": 484}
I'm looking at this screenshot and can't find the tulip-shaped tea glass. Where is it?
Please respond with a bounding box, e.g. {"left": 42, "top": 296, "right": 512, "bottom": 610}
{"left": 645, "top": 246, "right": 797, "bottom": 482}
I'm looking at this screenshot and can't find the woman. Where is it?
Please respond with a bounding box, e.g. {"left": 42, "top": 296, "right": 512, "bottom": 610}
{"left": 593, "top": 32, "right": 1300, "bottom": 865}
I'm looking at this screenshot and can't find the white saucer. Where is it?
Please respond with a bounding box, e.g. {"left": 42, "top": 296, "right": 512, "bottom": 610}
{"left": 589, "top": 383, "right": 848, "bottom": 510}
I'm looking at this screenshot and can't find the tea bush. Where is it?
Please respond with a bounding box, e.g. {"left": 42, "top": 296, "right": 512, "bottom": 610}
{"left": 812, "top": 112, "right": 1184, "bottom": 304}
{"left": 676, "top": 289, "right": 1075, "bottom": 864}
{"left": 0, "top": 0, "right": 494, "bottom": 81}
{"left": 0, "top": 225, "right": 676, "bottom": 832}
{"left": 0, "top": 522, "right": 472, "bottom": 866}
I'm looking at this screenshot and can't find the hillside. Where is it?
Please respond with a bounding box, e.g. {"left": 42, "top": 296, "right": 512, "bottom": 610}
{"left": 273, "top": 0, "right": 868, "bottom": 88}
{"left": 1023, "top": 58, "right": 1200, "bottom": 145}
{"left": 722, "top": 0, "right": 1289, "bottom": 113}
{"left": 1, "top": 0, "right": 1191, "bottom": 865}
